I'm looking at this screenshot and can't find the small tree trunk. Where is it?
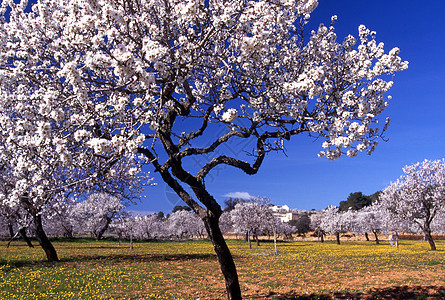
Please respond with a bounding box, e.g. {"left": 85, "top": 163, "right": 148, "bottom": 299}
{"left": 395, "top": 232, "right": 399, "bottom": 248}
{"left": 34, "top": 215, "right": 59, "bottom": 262}
{"left": 19, "top": 228, "right": 34, "bottom": 248}
{"left": 320, "top": 232, "right": 324, "bottom": 243}
{"left": 364, "top": 232, "right": 369, "bottom": 241}
{"left": 255, "top": 234, "right": 260, "bottom": 247}
{"left": 204, "top": 213, "right": 242, "bottom": 300}
{"left": 273, "top": 228, "right": 277, "bottom": 255}
{"left": 373, "top": 231, "right": 380, "bottom": 245}
{"left": 335, "top": 232, "right": 340, "bottom": 245}
{"left": 248, "top": 231, "right": 251, "bottom": 249}
{"left": 424, "top": 229, "right": 436, "bottom": 251}
{"left": 130, "top": 234, "right": 133, "bottom": 250}
{"left": 6, "top": 231, "right": 20, "bottom": 248}
{"left": 8, "top": 222, "right": 14, "bottom": 238}
{"left": 96, "top": 217, "right": 112, "bottom": 240}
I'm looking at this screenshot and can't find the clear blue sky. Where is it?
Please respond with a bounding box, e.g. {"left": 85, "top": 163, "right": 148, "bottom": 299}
{"left": 130, "top": 0, "right": 445, "bottom": 214}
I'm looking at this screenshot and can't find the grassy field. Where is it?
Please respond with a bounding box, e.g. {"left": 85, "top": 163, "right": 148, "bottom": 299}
{"left": 0, "top": 238, "right": 444, "bottom": 299}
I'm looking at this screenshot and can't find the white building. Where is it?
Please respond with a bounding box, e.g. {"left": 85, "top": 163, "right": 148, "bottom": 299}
{"left": 270, "top": 205, "right": 300, "bottom": 222}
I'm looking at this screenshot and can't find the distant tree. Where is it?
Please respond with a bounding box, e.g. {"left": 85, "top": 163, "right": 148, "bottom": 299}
{"left": 157, "top": 212, "right": 165, "bottom": 220}
{"left": 289, "top": 214, "right": 311, "bottom": 235}
{"left": 230, "top": 197, "right": 274, "bottom": 248}
{"left": 223, "top": 198, "right": 247, "bottom": 212}
{"left": 339, "top": 192, "right": 373, "bottom": 211}
{"left": 167, "top": 210, "right": 205, "bottom": 239}
{"left": 351, "top": 204, "right": 383, "bottom": 244}
{"left": 368, "top": 191, "right": 382, "bottom": 203}
{"left": 319, "top": 206, "right": 354, "bottom": 244}
{"left": 132, "top": 213, "right": 166, "bottom": 239}
{"left": 310, "top": 211, "right": 326, "bottom": 242}
{"left": 172, "top": 205, "right": 192, "bottom": 213}
{"left": 219, "top": 211, "right": 234, "bottom": 234}
{"left": 71, "top": 193, "right": 124, "bottom": 240}
{"left": 380, "top": 159, "right": 445, "bottom": 251}
{"left": 276, "top": 221, "right": 297, "bottom": 239}
{"left": 109, "top": 214, "right": 137, "bottom": 249}
{"left": 432, "top": 211, "right": 445, "bottom": 234}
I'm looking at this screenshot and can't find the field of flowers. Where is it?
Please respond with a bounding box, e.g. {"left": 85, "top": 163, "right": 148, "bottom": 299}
{"left": 0, "top": 238, "right": 444, "bottom": 299}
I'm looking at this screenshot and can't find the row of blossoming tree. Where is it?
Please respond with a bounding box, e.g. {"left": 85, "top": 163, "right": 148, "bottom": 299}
{"left": 311, "top": 159, "right": 445, "bottom": 250}
{"left": 0, "top": 0, "right": 408, "bottom": 298}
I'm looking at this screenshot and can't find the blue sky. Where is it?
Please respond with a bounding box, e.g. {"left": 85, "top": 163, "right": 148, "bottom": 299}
{"left": 130, "top": 0, "right": 445, "bottom": 214}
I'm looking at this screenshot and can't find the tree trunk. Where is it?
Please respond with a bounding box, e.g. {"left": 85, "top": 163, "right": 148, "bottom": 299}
{"left": 424, "top": 229, "right": 436, "bottom": 251}
{"left": 373, "top": 231, "right": 380, "bottom": 245}
{"left": 6, "top": 231, "right": 20, "bottom": 248}
{"left": 273, "top": 228, "right": 277, "bottom": 255}
{"left": 204, "top": 214, "right": 242, "bottom": 300}
{"left": 255, "top": 234, "right": 260, "bottom": 247}
{"left": 320, "top": 232, "right": 324, "bottom": 243}
{"left": 96, "top": 217, "right": 112, "bottom": 240}
{"left": 130, "top": 234, "right": 133, "bottom": 250}
{"left": 335, "top": 232, "right": 340, "bottom": 245}
{"left": 248, "top": 231, "right": 251, "bottom": 249}
{"left": 8, "top": 222, "right": 14, "bottom": 238}
{"left": 364, "top": 232, "right": 369, "bottom": 241}
{"left": 34, "top": 215, "right": 59, "bottom": 262}
{"left": 19, "top": 228, "right": 34, "bottom": 248}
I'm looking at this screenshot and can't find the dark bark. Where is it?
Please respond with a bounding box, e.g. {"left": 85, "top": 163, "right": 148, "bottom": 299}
{"left": 335, "top": 232, "right": 340, "bottom": 245}
{"left": 95, "top": 216, "right": 112, "bottom": 240}
{"left": 8, "top": 222, "right": 14, "bottom": 238}
{"left": 6, "top": 231, "right": 19, "bottom": 248}
{"left": 19, "top": 228, "right": 34, "bottom": 248}
{"left": 34, "top": 215, "right": 59, "bottom": 262}
{"left": 320, "top": 231, "right": 324, "bottom": 243}
{"left": 204, "top": 213, "right": 241, "bottom": 300}
{"left": 255, "top": 234, "right": 260, "bottom": 246}
{"left": 424, "top": 229, "right": 436, "bottom": 251}
{"left": 364, "top": 232, "right": 369, "bottom": 241}
{"left": 372, "top": 230, "right": 380, "bottom": 245}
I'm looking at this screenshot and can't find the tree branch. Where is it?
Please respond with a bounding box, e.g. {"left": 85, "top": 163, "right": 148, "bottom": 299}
{"left": 137, "top": 147, "right": 205, "bottom": 216}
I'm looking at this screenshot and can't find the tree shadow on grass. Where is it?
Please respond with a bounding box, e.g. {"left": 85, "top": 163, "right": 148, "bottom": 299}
{"left": 62, "top": 253, "right": 220, "bottom": 263}
{"left": 265, "top": 285, "right": 445, "bottom": 299}
{"left": 1, "top": 252, "right": 225, "bottom": 269}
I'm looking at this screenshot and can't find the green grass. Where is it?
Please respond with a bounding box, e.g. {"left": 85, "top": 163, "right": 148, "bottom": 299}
{"left": 0, "top": 239, "right": 444, "bottom": 299}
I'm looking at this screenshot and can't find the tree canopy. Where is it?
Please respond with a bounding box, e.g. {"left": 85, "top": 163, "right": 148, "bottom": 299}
{"left": 0, "top": 0, "right": 407, "bottom": 298}
{"left": 339, "top": 191, "right": 379, "bottom": 211}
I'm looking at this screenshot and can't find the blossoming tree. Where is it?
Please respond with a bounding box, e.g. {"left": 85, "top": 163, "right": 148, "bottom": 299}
{"left": 318, "top": 205, "right": 353, "bottom": 244}
{"left": 230, "top": 198, "right": 275, "bottom": 248}
{"left": 70, "top": 193, "right": 125, "bottom": 239}
{"left": 380, "top": 159, "right": 445, "bottom": 251}
{"left": 0, "top": 0, "right": 407, "bottom": 297}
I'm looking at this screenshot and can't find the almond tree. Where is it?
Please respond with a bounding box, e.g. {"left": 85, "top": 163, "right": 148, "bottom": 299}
{"left": 230, "top": 198, "right": 274, "bottom": 248}
{"left": 71, "top": 193, "right": 125, "bottom": 239}
{"left": 167, "top": 209, "right": 206, "bottom": 239}
{"left": 310, "top": 210, "right": 326, "bottom": 242}
{"left": 351, "top": 204, "right": 384, "bottom": 244}
{"left": 380, "top": 159, "right": 445, "bottom": 251}
{"left": 0, "top": 0, "right": 407, "bottom": 297}
{"left": 133, "top": 213, "right": 166, "bottom": 239}
{"left": 318, "top": 206, "right": 352, "bottom": 244}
